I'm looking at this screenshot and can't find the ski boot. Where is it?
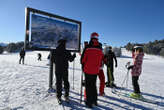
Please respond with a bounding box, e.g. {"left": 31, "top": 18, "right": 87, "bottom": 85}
{"left": 105, "top": 82, "right": 111, "bottom": 87}
{"left": 57, "top": 97, "right": 62, "bottom": 105}
{"left": 85, "top": 101, "right": 93, "bottom": 108}
{"left": 99, "top": 92, "right": 105, "bottom": 96}
{"left": 48, "top": 87, "right": 55, "bottom": 93}
{"left": 64, "top": 96, "right": 69, "bottom": 103}
{"left": 93, "top": 101, "right": 98, "bottom": 106}
{"left": 130, "top": 93, "right": 143, "bottom": 99}
{"left": 111, "top": 83, "right": 117, "bottom": 88}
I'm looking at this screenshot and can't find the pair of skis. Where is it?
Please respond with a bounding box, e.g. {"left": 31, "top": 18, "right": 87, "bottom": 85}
{"left": 112, "top": 89, "right": 161, "bottom": 105}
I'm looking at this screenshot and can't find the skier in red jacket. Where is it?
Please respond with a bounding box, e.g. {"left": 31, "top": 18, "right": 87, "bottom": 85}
{"left": 83, "top": 43, "right": 106, "bottom": 98}
{"left": 81, "top": 32, "right": 104, "bottom": 108}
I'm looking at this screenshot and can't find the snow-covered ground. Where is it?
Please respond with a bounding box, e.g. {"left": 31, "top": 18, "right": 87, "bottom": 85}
{"left": 0, "top": 49, "right": 164, "bottom": 110}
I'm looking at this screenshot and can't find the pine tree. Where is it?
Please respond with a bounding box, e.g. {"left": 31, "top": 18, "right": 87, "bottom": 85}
{"left": 0, "top": 46, "right": 4, "bottom": 54}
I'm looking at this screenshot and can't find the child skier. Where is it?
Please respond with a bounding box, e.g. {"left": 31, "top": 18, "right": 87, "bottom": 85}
{"left": 128, "top": 46, "right": 144, "bottom": 98}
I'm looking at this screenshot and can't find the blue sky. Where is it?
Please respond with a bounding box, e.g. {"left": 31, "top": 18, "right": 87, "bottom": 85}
{"left": 0, "top": 0, "right": 164, "bottom": 47}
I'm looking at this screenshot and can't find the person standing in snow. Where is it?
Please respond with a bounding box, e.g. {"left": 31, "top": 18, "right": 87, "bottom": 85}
{"left": 81, "top": 42, "right": 105, "bottom": 99}
{"left": 97, "top": 43, "right": 106, "bottom": 96}
{"left": 37, "top": 53, "right": 42, "bottom": 61}
{"left": 52, "top": 39, "right": 76, "bottom": 104}
{"left": 128, "top": 46, "right": 144, "bottom": 98}
{"left": 105, "top": 46, "right": 117, "bottom": 87}
{"left": 81, "top": 32, "right": 104, "bottom": 108}
{"left": 19, "top": 48, "right": 25, "bottom": 64}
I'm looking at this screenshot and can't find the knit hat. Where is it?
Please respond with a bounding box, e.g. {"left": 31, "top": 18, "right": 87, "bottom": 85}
{"left": 91, "top": 32, "right": 99, "bottom": 39}
{"left": 57, "top": 39, "right": 67, "bottom": 47}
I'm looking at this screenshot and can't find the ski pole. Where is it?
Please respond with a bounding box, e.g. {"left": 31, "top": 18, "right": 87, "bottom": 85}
{"left": 126, "top": 70, "right": 129, "bottom": 89}
{"left": 73, "top": 57, "right": 75, "bottom": 90}
{"left": 121, "top": 62, "right": 130, "bottom": 87}
{"left": 80, "top": 43, "right": 84, "bottom": 103}
{"left": 80, "top": 68, "right": 84, "bottom": 103}
{"left": 48, "top": 50, "right": 55, "bottom": 93}
{"left": 121, "top": 69, "right": 129, "bottom": 87}
{"left": 125, "top": 62, "right": 130, "bottom": 89}
{"left": 49, "top": 50, "right": 53, "bottom": 89}
{"left": 119, "top": 67, "right": 130, "bottom": 96}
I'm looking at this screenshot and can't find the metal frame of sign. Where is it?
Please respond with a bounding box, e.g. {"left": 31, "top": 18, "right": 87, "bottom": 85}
{"left": 24, "top": 7, "right": 81, "bottom": 52}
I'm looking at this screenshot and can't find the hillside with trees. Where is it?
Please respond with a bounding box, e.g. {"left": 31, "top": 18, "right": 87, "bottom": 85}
{"left": 0, "top": 41, "right": 24, "bottom": 53}
{"left": 0, "top": 46, "right": 4, "bottom": 54}
{"left": 125, "top": 39, "right": 164, "bottom": 57}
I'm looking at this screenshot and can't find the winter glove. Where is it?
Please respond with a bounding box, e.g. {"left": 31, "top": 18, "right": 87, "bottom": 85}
{"left": 82, "top": 80, "right": 85, "bottom": 86}
{"left": 127, "top": 65, "right": 134, "bottom": 70}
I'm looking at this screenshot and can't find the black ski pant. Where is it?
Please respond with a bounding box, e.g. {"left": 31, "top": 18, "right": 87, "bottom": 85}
{"left": 55, "top": 70, "right": 70, "bottom": 99}
{"left": 19, "top": 56, "right": 24, "bottom": 64}
{"left": 84, "top": 73, "right": 97, "bottom": 105}
{"left": 132, "top": 76, "right": 140, "bottom": 93}
{"left": 38, "top": 56, "right": 41, "bottom": 61}
{"left": 106, "top": 65, "right": 114, "bottom": 84}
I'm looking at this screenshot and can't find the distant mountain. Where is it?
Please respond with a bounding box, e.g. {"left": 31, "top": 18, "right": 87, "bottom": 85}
{"left": 0, "top": 43, "right": 8, "bottom": 47}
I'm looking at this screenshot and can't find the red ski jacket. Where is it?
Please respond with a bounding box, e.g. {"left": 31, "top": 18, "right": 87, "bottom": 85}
{"left": 82, "top": 47, "right": 104, "bottom": 75}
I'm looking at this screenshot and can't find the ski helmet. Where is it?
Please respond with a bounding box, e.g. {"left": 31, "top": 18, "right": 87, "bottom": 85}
{"left": 134, "top": 46, "right": 142, "bottom": 49}
{"left": 134, "top": 46, "right": 143, "bottom": 52}
{"left": 91, "top": 32, "right": 99, "bottom": 39}
{"left": 107, "top": 46, "right": 112, "bottom": 51}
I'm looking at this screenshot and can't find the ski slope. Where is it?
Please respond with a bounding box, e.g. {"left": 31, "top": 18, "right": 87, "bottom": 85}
{"left": 0, "top": 49, "right": 164, "bottom": 110}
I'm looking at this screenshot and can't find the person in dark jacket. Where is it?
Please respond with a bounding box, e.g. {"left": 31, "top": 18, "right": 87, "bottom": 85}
{"left": 19, "top": 48, "right": 25, "bottom": 64}
{"left": 53, "top": 39, "right": 76, "bottom": 103}
{"left": 81, "top": 32, "right": 104, "bottom": 108}
{"left": 105, "top": 46, "right": 117, "bottom": 87}
{"left": 37, "top": 53, "right": 42, "bottom": 61}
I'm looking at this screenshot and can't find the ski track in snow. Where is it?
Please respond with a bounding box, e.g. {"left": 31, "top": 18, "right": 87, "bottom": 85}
{"left": 0, "top": 49, "right": 164, "bottom": 110}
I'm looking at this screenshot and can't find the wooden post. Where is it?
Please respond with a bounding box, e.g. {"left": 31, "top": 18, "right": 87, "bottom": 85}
{"left": 49, "top": 50, "right": 54, "bottom": 89}
{"left": 24, "top": 8, "right": 30, "bottom": 50}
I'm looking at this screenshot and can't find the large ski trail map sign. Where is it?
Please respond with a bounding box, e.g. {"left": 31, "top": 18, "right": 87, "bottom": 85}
{"left": 25, "top": 7, "right": 81, "bottom": 52}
